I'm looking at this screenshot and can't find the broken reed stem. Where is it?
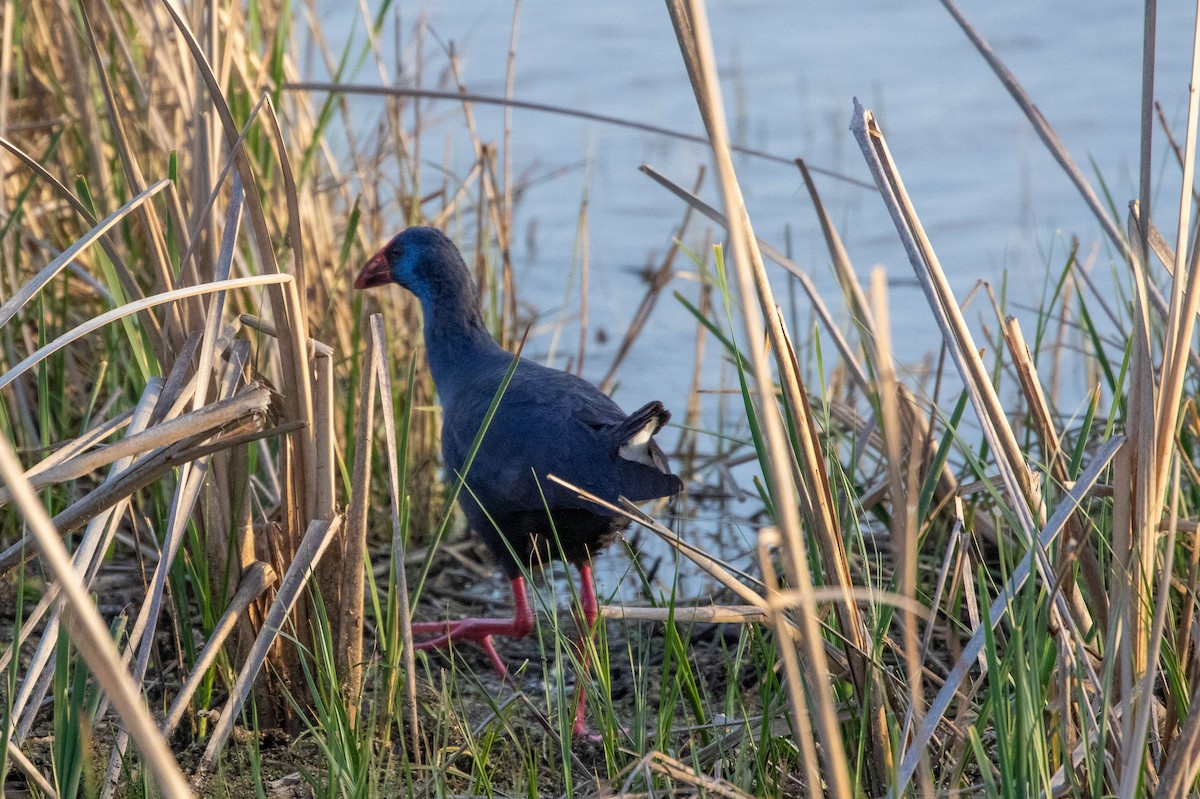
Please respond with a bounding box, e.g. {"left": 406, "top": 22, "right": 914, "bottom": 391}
{"left": 851, "top": 104, "right": 1100, "bottom": 652}
{"left": 0, "top": 386, "right": 272, "bottom": 505}
{"left": 160, "top": 561, "right": 276, "bottom": 736}
{"left": 195, "top": 514, "right": 344, "bottom": 784}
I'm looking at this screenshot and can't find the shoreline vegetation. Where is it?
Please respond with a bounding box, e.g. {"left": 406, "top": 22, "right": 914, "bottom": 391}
{"left": 2, "top": 0, "right": 1199, "bottom": 797}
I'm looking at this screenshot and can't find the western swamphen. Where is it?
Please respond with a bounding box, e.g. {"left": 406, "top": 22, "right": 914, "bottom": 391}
{"left": 355, "top": 226, "right": 683, "bottom": 737}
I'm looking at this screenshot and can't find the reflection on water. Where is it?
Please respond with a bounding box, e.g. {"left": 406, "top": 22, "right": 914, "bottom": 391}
{"left": 317, "top": 2, "right": 1194, "bottom": 602}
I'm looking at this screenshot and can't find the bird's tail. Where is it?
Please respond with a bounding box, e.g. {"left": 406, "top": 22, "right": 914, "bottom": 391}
{"left": 614, "top": 401, "right": 671, "bottom": 468}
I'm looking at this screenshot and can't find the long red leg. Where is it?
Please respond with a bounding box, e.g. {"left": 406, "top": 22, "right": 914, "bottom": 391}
{"left": 572, "top": 562, "right": 600, "bottom": 738}
{"left": 410, "top": 576, "right": 534, "bottom": 679}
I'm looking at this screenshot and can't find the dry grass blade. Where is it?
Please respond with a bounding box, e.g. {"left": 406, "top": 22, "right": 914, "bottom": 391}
{"left": 284, "top": 80, "right": 871, "bottom": 182}
{"left": 0, "top": 274, "right": 291, "bottom": 393}
{"left": 889, "top": 434, "right": 1124, "bottom": 795}
{"left": 0, "top": 436, "right": 193, "bottom": 797}
{"left": 194, "top": 514, "right": 344, "bottom": 784}
{"left": 0, "top": 179, "right": 169, "bottom": 330}
{"left": 5, "top": 740, "right": 57, "bottom": 798}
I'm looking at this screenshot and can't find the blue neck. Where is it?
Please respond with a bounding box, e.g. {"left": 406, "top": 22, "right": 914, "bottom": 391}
{"left": 421, "top": 293, "right": 505, "bottom": 394}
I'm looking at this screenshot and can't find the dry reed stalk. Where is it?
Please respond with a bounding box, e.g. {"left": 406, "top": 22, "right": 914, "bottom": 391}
{"left": 869, "top": 268, "right": 931, "bottom": 789}
{"left": 337, "top": 314, "right": 379, "bottom": 728}
{"left": 662, "top": 0, "right": 859, "bottom": 758}
{"left": 313, "top": 345, "right": 339, "bottom": 598}
{"left": 0, "top": 432, "right": 193, "bottom": 797}
{"left": 890, "top": 434, "right": 1123, "bottom": 794}
{"left": 600, "top": 605, "right": 768, "bottom": 624}
{"left": 101, "top": 274, "right": 254, "bottom": 797}
{"left": 0, "top": 383, "right": 156, "bottom": 672}
{"left": 0, "top": 386, "right": 271, "bottom": 505}
{"left": 194, "top": 513, "right": 344, "bottom": 785}
{"left": 0, "top": 417, "right": 290, "bottom": 579}
{"left": 645, "top": 103, "right": 887, "bottom": 782}
{"left": 850, "top": 104, "right": 1038, "bottom": 528}
{"left": 544, "top": 477, "right": 858, "bottom": 666}
{"left": 1152, "top": 11, "right": 1200, "bottom": 511}
{"left": 1000, "top": 317, "right": 1107, "bottom": 624}
{"left": 0, "top": 383, "right": 270, "bottom": 571}
{"left": 370, "top": 313, "right": 422, "bottom": 759}
{"left": 799, "top": 159, "right": 967, "bottom": 538}
{"left": 576, "top": 195, "right": 589, "bottom": 374}
{"left": 851, "top": 105, "right": 1105, "bottom": 651}
{"left": 1112, "top": 210, "right": 1159, "bottom": 726}
{"left": 160, "top": 0, "right": 320, "bottom": 534}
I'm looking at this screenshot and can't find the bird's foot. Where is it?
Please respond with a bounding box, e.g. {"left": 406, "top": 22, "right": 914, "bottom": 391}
{"left": 410, "top": 618, "right": 530, "bottom": 679}
{"left": 409, "top": 577, "right": 534, "bottom": 680}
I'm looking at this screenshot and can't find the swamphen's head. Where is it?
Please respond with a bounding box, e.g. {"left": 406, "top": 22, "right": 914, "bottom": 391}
{"left": 354, "top": 226, "right": 471, "bottom": 305}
